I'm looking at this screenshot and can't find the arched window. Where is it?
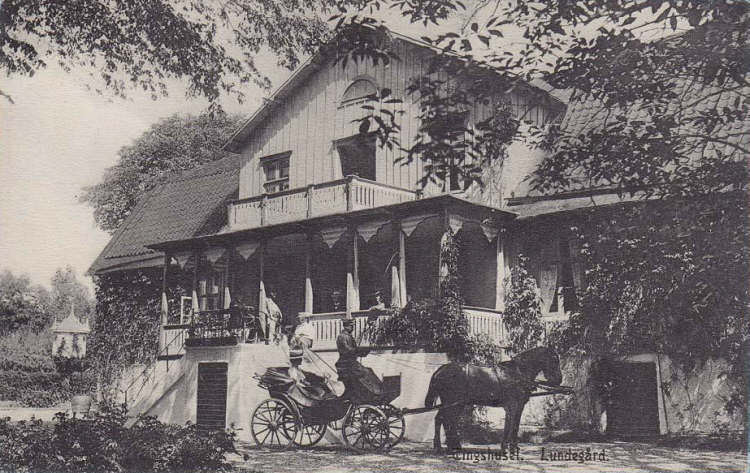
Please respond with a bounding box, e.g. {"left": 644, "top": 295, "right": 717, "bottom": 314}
{"left": 339, "top": 78, "right": 378, "bottom": 108}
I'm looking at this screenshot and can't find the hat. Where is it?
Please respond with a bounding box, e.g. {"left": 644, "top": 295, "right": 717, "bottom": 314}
{"left": 342, "top": 318, "right": 355, "bottom": 326}
{"left": 289, "top": 348, "right": 303, "bottom": 361}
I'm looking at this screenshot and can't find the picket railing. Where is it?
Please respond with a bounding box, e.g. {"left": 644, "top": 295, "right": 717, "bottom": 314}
{"left": 228, "top": 176, "right": 419, "bottom": 230}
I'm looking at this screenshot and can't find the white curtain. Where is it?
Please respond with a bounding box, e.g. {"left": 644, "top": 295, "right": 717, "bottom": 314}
{"left": 539, "top": 264, "right": 559, "bottom": 313}
{"left": 539, "top": 237, "right": 560, "bottom": 312}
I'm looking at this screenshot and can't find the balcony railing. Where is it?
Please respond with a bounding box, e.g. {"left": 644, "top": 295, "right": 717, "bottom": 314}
{"left": 182, "top": 308, "right": 261, "bottom": 347}
{"left": 309, "top": 307, "right": 506, "bottom": 351}
{"left": 175, "top": 306, "right": 506, "bottom": 350}
{"left": 228, "top": 176, "right": 419, "bottom": 230}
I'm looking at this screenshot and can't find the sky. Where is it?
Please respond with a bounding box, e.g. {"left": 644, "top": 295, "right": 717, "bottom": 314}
{"left": 0, "top": 2, "right": 613, "bottom": 294}
{"left": 0, "top": 10, "right": 448, "bottom": 294}
{"left": 0, "top": 64, "right": 271, "bottom": 293}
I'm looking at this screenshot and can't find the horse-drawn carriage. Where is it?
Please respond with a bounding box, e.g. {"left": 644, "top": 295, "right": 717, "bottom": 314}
{"left": 251, "top": 366, "right": 406, "bottom": 451}
{"left": 250, "top": 346, "right": 573, "bottom": 452}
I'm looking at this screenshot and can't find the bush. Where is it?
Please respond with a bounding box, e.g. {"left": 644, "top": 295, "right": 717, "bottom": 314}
{"left": 0, "top": 401, "right": 237, "bottom": 473}
{"left": 0, "top": 328, "right": 94, "bottom": 407}
{"left": 0, "top": 370, "right": 97, "bottom": 408}
{"left": 0, "top": 328, "right": 57, "bottom": 373}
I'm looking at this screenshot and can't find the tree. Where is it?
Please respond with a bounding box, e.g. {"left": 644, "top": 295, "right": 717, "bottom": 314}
{"left": 0, "top": 270, "right": 50, "bottom": 335}
{"left": 333, "top": 0, "right": 748, "bottom": 417}
{"left": 0, "top": 0, "right": 335, "bottom": 104}
{"left": 80, "top": 113, "right": 243, "bottom": 233}
{"left": 49, "top": 266, "right": 93, "bottom": 325}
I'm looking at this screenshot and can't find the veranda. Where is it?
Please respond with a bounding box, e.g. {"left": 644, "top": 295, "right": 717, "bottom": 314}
{"left": 152, "top": 191, "right": 514, "bottom": 353}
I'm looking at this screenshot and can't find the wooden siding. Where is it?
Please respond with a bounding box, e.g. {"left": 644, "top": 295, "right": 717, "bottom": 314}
{"left": 238, "top": 39, "right": 559, "bottom": 200}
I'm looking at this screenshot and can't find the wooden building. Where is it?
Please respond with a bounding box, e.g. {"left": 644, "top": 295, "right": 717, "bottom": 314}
{"left": 89, "top": 26, "right": 745, "bottom": 438}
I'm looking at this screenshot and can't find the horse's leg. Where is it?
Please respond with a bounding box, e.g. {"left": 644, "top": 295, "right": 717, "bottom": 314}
{"left": 510, "top": 401, "right": 527, "bottom": 451}
{"left": 444, "top": 406, "right": 462, "bottom": 451}
{"left": 505, "top": 400, "right": 523, "bottom": 452}
{"left": 433, "top": 409, "right": 443, "bottom": 452}
{"left": 501, "top": 405, "right": 513, "bottom": 453}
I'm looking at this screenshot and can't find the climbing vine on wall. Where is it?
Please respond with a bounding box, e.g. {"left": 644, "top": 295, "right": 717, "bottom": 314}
{"left": 503, "top": 255, "right": 545, "bottom": 354}
{"left": 88, "top": 269, "right": 162, "bottom": 396}
{"left": 374, "top": 230, "right": 475, "bottom": 359}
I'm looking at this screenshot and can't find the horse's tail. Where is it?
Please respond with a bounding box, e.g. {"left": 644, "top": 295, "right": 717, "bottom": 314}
{"left": 425, "top": 364, "right": 450, "bottom": 408}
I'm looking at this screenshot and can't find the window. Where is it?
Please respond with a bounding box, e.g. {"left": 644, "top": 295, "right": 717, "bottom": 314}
{"left": 336, "top": 134, "right": 376, "bottom": 181}
{"left": 261, "top": 152, "right": 290, "bottom": 194}
{"left": 197, "top": 269, "right": 224, "bottom": 311}
{"left": 539, "top": 237, "right": 581, "bottom": 314}
{"left": 339, "top": 78, "right": 378, "bottom": 109}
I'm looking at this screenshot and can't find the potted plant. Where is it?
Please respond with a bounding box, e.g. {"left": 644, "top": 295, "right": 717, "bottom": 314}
{"left": 54, "top": 338, "right": 93, "bottom": 417}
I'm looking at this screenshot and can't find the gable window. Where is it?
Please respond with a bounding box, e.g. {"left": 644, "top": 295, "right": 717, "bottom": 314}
{"left": 336, "top": 133, "right": 376, "bottom": 181}
{"left": 261, "top": 152, "right": 290, "bottom": 194}
{"left": 339, "top": 78, "right": 378, "bottom": 109}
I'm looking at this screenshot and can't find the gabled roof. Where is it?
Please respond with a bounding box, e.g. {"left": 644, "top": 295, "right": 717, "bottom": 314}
{"left": 53, "top": 305, "right": 90, "bottom": 334}
{"left": 509, "top": 25, "right": 749, "bottom": 206}
{"left": 223, "top": 27, "right": 566, "bottom": 153}
{"left": 88, "top": 155, "right": 243, "bottom": 275}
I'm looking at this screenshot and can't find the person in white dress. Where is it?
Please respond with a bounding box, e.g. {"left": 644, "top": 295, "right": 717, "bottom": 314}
{"left": 293, "top": 312, "right": 316, "bottom": 349}
{"left": 263, "top": 290, "right": 282, "bottom": 343}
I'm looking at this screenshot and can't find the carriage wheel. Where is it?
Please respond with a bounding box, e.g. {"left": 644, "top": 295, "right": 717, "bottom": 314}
{"left": 342, "top": 404, "right": 389, "bottom": 452}
{"left": 293, "top": 423, "right": 327, "bottom": 447}
{"left": 250, "top": 398, "right": 298, "bottom": 449}
{"left": 381, "top": 404, "right": 406, "bottom": 449}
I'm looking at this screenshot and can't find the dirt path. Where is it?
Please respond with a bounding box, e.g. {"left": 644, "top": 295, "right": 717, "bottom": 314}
{"left": 232, "top": 441, "right": 746, "bottom": 473}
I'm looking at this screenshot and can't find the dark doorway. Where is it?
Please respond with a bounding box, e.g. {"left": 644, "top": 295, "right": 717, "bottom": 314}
{"left": 197, "top": 362, "right": 228, "bottom": 431}
{"left": 337, "top": 134, "right": 376, "bottom": 181}
{"left": 607, "top": 361, "right": 659, "bottom": 437}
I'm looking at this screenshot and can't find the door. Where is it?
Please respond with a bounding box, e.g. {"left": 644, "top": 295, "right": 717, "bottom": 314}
{"left": 197, "top": 362, "right": 228, "bottom": 431}
{"left": 606, "top": 361, "right": 659, "bottom": 437}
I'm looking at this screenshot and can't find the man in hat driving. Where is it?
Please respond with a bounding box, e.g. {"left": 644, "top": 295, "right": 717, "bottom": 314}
{"left": 335, "top": 318, "right": 382, "bottom": 400}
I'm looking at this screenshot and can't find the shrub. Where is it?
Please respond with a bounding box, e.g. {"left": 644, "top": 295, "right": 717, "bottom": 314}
{"left": 0, "top": 401, "right": 237, "bottom": 473}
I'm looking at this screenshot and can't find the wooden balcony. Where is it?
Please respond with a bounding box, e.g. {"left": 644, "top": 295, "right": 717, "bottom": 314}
{"left": 228, "top": 176, "right": 419, "bottom": 230}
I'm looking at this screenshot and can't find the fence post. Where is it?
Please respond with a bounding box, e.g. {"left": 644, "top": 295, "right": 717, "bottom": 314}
{"left": 260, "top": 194, "right": 268, "bottom": 226}
{"left": 345, "top": 176, "right": 353, "bottom": 212}
{"left": 307, "top": 184, "right": 314, "bottom": 218}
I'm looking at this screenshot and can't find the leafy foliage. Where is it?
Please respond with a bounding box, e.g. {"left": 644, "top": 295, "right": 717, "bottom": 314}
{"left": 0, "top": 0, "right": 335, "bottom": 103}
{"left": 80, "top": 113, "right": 243, "bottom": 233}
{"left": 49, "top": 266, "right": 94, "bottom": 325}
{"left": 503, "top": 255, "right": 545, "bottom": 354}
{"left": 88, "top": 269, "right": 163, "bottom": 397}
{"left": 0, "top": 270, "right": 50, "bottom": 335}
{"left": 0, "top": 401, "right": 237, "bottom": 472}
{"left": 373, "top": 230, "right": 508, "bottom": 364}
{"left": 552, "top": 196, "right": 749, "bottom": 416}
{"left": 373, "top": 230, "right": 470, "bottom": 357}
{"left": 0, "top": 328, "right": 95, "bottom": 408}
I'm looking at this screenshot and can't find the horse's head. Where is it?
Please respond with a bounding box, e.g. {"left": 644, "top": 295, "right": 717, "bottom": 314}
{"left": 541, "top": 347, "right": 563, "bottom": 386}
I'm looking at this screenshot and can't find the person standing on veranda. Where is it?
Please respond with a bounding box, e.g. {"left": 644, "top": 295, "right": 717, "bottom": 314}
{"left": 262, "top": 289, "right": 282, "bottom": 343}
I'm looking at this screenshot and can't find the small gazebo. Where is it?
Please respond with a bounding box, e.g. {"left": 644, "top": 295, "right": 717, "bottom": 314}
{"left": 52, "top": 304, "right": 90, "bottom": 358}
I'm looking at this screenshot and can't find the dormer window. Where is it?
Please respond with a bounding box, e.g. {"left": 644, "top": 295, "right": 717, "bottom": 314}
{"left": 261, "top": 152, "right": 290, "bottom": 193}
{"left": 339, "top": 78, "right": 378, "bottom": 109}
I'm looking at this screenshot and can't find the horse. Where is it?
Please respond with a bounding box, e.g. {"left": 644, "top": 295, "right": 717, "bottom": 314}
{"left": 424, "top": 346, "right": 563, "bottom": 452}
